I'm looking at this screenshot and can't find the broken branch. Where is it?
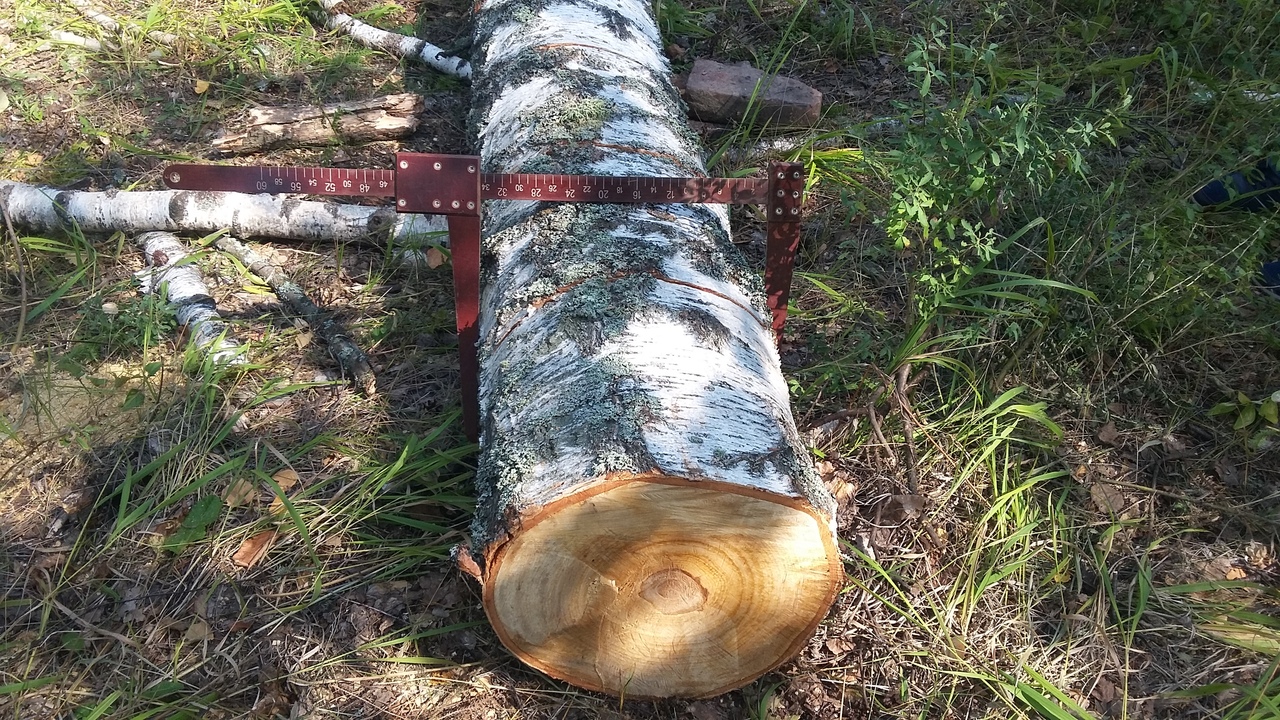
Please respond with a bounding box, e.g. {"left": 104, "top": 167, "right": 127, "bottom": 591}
{"left": 135, "top": 231, "right": 242, "bottom": 366}
{"left": 213, "top": 93, "right": 426, "bottom": 154}
{"left": 213, "top": 236, "right": 377, "bottom": 394}
{"left": 316, "top": 0, "right": 471, "bottom": 78}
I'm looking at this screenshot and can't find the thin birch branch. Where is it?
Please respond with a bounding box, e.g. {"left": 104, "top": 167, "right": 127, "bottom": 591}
{"left": 213, "top": 236, "right": 377, "bottom": 394}
{"left": 0, "top": 181, "right": 448, "bottom": 246}
{"left": 134, "top": 231, "right": 243, "bottom": 366}
{"left": 47, "top": 30, "right": 116, "bottom": 52}
{"left": 316, "top": 0, "right": 471, "bottom": 79}
{"left": 66, "top": 0, "right": 179, "bottom": 47}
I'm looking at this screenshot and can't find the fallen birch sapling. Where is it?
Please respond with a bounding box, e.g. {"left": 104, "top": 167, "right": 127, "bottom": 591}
{"left": 213, "top": 236, "right": 378, "bottom": 394}
{"left": 134, "top": 231, "right": 241, "bottom": 365}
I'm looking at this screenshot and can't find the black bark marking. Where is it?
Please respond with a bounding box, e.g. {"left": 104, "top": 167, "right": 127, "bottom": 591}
{"left": 168, "top": 192, "right": 188, "bottom": 225}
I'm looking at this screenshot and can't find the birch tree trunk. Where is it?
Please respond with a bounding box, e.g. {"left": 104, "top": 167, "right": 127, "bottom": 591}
{"left": 465, "top": 0, "right": 841, "bottom": 698}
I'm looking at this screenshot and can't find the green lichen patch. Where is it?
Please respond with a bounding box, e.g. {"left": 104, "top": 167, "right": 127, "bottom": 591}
{"left": 473, "top": 348, "right": 663, "bottom": 545}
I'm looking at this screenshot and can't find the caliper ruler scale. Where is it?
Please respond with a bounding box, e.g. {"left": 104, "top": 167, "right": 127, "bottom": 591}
{"left": 163, "top": 152, "right": 804, "bottom": 440}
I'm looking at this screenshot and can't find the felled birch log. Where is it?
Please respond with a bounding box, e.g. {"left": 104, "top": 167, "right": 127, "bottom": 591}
{"left": 134, "top": 232, "right": 241, "bottom": 365}
{"left": 316, "top": 0, "right": 471, "bottom": 78}
{"left": 213, "top": 236, "right": 376, "bottom": 393}
{"left": 0, "top": 181, "right": 447, "bottom": 245}
{"left": 460, "top": 0, "right": 840, "bottom": 698}
{"left": 212, "top": 93, "right": 425, "bottom": 154}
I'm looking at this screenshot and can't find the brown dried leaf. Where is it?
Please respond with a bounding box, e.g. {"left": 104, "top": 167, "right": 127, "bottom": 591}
{"left": 268, "top": 496, "right": 286, "bottom": 515}
{"left": 231, "top": 530, "right": 277, "bottom": 569}
{"left": 294, "top": 330, "right": 313, "bottom": 349}
{"left": 1225, "top": 566, "right": 1248, "bottom": 580}
{"left": 183, "top": 618, "right": 211, "bottom": 642}
{"left": 223, "top": 478, "right": 257, "bottom": 508}
{"left": 1214, "top": 458, "right": 1241, "bottom": 486}
{"left": 1090, "top": 483, "right": 1125, "bottom": 515}
{"left": 272, "top": 468, "right": 299, "bottom": 492}
{"left": 894, "top": 494, "right": 926, "bottom": 520}
{"left": 816, "top": 459, "right": 836, "bottom": 481}
{"left": 426, "top": 246, "right": 447, "bottom": 269}
{"left": 1092, "top": 676, "right": 1117, "bottom": 703}
{"left": 1098, "top": 420, "right": 1121, "bottom": 447}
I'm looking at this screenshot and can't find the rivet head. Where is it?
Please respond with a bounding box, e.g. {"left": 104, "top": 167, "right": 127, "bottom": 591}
{"left": 432, "top": 200, "right": 441, "bottom": 208}
{"left": 451, "top": 200, "right": 460, "bottom": 208}
{"left": 433, "top": 162, "right": 442, "bottom": 171}
{"left": 467, "top": 165, "right": 476, "bottom": 173}
{"left": 169, "top": 172, "right": 181, "bottom": 183}
{"left": 397, "top": 198, "right": 406, "bottom": 207}
{"left": 775, "top": 207, "right": 782, "bottom": 215}
{"left": 793, "top": 190, "right": 800, "bottom": 198}
{"left": 399, "top": 160, "right": 408, "bottom": 169}
{"left": 792, "top": 171, "right": 801, "bottom": 179}
{"left": 776, "top": 190, "right": 784, "bottom": 197}
{"left": 776, "top": 172, "right": 785, "bottom": 179}
{"left": 466, "top": 201, "right": 475, "bottom": 209}
{"left": 791, "top": 207, "right": 799, "bottom": 215}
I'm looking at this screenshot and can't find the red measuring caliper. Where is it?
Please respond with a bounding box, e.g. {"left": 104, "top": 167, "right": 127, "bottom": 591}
{"left": 162, "top": 153, "right": 805, "bottom": 440}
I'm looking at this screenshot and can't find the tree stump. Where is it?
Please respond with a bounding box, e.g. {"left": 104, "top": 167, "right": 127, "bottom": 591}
{"left": 463, "top": 0, "right": 842, "bottom": 698}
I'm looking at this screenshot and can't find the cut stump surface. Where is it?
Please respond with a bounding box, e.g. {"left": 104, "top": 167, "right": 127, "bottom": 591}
{"left": 484, "top": 476, "right": 841, "bottom": 698}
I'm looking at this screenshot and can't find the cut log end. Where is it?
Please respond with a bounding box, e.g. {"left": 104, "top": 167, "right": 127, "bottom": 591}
{"left": 483, "top": 476, "right": 841, "bottom": 698}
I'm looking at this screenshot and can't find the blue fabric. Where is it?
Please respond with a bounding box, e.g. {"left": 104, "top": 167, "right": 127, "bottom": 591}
{"left": 1261, "top": 261, "right": 1280, "bottom": 299}
{"left": 1193, "top": 157, "right": 1280, "bottom": 212}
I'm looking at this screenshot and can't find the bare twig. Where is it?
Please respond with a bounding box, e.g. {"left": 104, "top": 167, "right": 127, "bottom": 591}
{"left": 895, "top": 364, "right": 920, "bottom": 495}
{"left": 213, "top": 236, "right": 377, "bottom": 394}
{"left": 51, "top": 598, "right": 141, "bottom": 649}
{"left": 316, "top": 0, "right": 471, "bottom": 78}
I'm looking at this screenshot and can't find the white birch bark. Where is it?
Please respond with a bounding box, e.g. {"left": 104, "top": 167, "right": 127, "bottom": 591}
{"left": 465, "top": 0, "right": 840, "bottom": 697}
{"left": 0, "top": 181, "right": 447, "bottom": 245}
{"left": 317, "top": 0, "right": 471, "bottom": 78}
{"left": 468, "top": 0, "right": 834, "bottom": 552}
{"left": 66, "top": 0, "right": 179, "bottom": 47}
{"left": 134, "top": 232, "right": 242, "bottom": 365}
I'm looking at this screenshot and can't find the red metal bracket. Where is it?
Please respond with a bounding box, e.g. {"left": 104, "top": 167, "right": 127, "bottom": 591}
{"left": 765, "top": 162, "right": 804, "bottom": 344}
{"left": 161, "top": 154, "right": 805, "bottom": 443}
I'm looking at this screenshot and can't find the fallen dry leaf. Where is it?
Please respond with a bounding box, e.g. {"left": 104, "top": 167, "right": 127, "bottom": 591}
{"left": 1213, "top": 457, "right": 1241, "bottom": 486}
{"left": 1098, "top": 420, "right": 1121, "bottom": 447}
{"left": 183, "top": 618, "right": 211, "bottom": 642}
{"left": 426, "top": 246, "right": 447, "bottom": 269}
{"left": 223, "top": 478, "right": 257, "bottom": 508}
{"left": 1225, "top": 566, "right": 1248, "bottom": 580}
{"left": 194, "top": 79, "right": 210, "bottom": 94}
{"left": 894, "top": 494, "right": 926, "bottom": 520}
{"left": 294, "top": 330, "right": 313, "bottom": 349}
{"left": 272, "top": 468, "right": 299, "bottom": 492}
{"left": 1092, "top": 676, "right": 1117, "bottom": 703}
{"left": 231, "top": 530, "right": 277, "bottom": 569}
{"left": 1090, "top": 482, "right": 1126, "bottom": 515}
{"left": 816, "top": 459, "right": 836, "bottom": 481}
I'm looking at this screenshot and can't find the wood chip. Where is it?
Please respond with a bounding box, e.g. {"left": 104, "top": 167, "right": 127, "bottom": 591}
{"left": 231, "top": 530, "right": 277, "bottom": 569}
